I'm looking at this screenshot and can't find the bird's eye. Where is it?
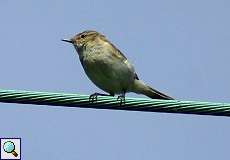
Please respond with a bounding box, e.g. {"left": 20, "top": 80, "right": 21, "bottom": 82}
{"left": 80, "top": 34, "right": 86, "bottom": 38}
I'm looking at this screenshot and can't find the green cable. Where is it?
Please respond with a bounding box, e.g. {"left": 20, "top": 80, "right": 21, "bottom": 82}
{"left": 0, "top": 89, "right": 229, "bottom": 117}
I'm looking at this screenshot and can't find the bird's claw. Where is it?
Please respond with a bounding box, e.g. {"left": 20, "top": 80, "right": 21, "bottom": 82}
{"left": 117, "top": 95, "right": 125, "bottom": 105}
{"left": 89, "top": 93, "right": 112, "bottom": 103}
{"left": 89, "top": 93, "right": 98, "bottom": 103}
{"left": 89, "top": 92, "right": 125, "bottom": 105}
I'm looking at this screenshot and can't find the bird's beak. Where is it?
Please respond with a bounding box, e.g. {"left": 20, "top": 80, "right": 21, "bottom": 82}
{"left": 61, "top": 39, "right": 73, "bottom": 44}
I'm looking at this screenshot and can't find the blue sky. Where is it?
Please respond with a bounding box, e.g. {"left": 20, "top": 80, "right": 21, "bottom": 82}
{"left": 0, "top": 0, "right": 230, "bottom": 159}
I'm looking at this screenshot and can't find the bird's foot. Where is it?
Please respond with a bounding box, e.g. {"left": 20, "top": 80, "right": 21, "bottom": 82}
{"left": 89, "top": 93, "right": 98, "bottom": 103}
{"left": 117, "top": 94, "right": 125, "bottom": 106}
{"left": 89, "top": 93, "right": 112, "bottom": 103}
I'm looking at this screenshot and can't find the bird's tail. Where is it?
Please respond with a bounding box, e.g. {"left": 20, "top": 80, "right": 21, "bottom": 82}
{"left": 131, "top": 79, "right": 174, "bottom": 100}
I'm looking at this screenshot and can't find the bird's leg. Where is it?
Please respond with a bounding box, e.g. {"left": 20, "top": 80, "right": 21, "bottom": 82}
{"left": 89, "top": 93, "right": 114, "bottom": 103}
{"left": 117, "top": 91, "right": 126, "bottom": 105}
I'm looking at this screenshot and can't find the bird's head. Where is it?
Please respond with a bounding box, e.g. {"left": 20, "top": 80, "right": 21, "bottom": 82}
{"left": 62, "top": 30, "right": 102, "bottom": 49}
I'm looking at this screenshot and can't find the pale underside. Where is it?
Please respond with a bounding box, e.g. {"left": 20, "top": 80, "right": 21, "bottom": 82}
{"left": 78, "top": 41, "right": 136, "bottom": 95}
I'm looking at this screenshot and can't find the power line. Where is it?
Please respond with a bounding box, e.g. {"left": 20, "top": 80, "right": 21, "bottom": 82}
{"left": 0, "top": 89, "right": 229, "bottom": 117}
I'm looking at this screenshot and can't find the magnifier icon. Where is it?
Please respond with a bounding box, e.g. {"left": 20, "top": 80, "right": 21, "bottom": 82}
{"left": 3, "top": 141, "right": 18, "bottom": 157}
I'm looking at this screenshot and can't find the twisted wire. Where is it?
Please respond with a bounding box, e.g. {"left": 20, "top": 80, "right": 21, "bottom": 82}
{"left": 0, "top": 89, "right": 229, "bottom": 117}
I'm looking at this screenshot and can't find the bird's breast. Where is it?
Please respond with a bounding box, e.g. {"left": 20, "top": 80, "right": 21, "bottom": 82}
{"left": 80, "top": 49, "right": 135, "bottom": 94}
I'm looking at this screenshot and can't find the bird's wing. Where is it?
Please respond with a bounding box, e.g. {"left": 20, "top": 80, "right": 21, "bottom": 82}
{"left": 107, "top": 41, "right": 127, "bottom": 60}
{"left": 107, "top": 41, "right": 139, "bottom": 80}
{"left": 107, "top": 40, "right": 140, "bottom": 80}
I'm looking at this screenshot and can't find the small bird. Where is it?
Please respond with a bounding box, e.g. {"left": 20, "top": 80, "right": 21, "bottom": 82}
{"left": 62, "top": 30, "right": 173, "bottom": 103}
